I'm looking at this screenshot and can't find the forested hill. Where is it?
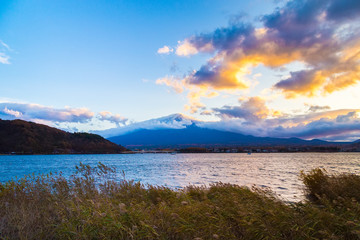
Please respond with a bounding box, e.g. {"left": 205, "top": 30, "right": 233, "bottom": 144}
{"left": 0, "top": 119, "right": 127, "bottom": 154}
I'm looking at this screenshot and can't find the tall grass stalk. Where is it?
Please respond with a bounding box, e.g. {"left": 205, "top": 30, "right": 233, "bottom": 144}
{"left": 0, "top": 163, "right": 359, "bottom": 239}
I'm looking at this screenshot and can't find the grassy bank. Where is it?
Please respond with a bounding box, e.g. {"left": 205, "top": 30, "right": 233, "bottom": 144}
{"left": 1, "top": 164, "right": 360, "bottom": 239}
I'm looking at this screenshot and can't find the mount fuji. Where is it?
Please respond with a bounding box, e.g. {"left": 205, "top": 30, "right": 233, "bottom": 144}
{"left": 94, "top": 113, "right": 199, "bottom": 138}
{"left": 96, "top": 113, "right": 336, "bottom": 149}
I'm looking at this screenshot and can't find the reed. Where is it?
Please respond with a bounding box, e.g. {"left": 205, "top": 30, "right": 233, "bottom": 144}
{"left": 0, "top": 163, "right": 359, "bottom": 239}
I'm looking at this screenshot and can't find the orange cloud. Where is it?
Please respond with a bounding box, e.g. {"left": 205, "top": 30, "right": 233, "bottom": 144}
{"left": 156, "top": 75, "right": 220, "bottom": 114}
{"left": 161, "top": 0, "right": 360, "bottom": 100}
{"left": 213, "top": 96, "right": 282, "bottom": 122}
{"left": 276, "top": 39, "right": 360, "bottom": 98}
{"left": 156, "top": 0, "right": 360, "bottom": 116}
{"left": 156, "top": 76, "right": 185, "bottom": 93}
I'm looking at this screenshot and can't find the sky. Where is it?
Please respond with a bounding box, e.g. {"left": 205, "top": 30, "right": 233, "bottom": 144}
{"left": 1, "top": 0, "right": 360, "bottom": 141}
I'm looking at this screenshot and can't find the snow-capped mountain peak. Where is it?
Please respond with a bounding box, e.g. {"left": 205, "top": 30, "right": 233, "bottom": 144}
{"left": 154, "top": 113, "right": 198, "bottom": 124}
{"left": 94, "top": 113, "right": 200, "bottom": 138}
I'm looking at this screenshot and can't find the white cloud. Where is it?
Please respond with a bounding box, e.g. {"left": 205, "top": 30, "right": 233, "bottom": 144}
{"left": 0, "top": 53, "right": 10, "bottom": 64}
{"left": 0, "top": 102, "right": 94, "bottom": 123}
{"left": 157, "top": 45, "right": 173, "bottom": 54}
{"left": 0, "top": 101, "right": 131, "bottom": 133}
{"left": 98, "top": 111, "right": 128, "bottom": 126}
{"left": 175, "top": 40, "right": 199, "bottom": 56}
{"left": 3, "top": 107, "right": 22, "bottom": 118}
{"left": 0, "top": 40, "right": 11, "bottom": 64}
{"left": 0, "top": 40, "right": 11, "bottom": 51}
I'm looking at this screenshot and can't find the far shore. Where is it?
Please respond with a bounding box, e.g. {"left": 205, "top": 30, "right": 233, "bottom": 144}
{"left": 2, "top": 149, "right": 360, "bottom": 156}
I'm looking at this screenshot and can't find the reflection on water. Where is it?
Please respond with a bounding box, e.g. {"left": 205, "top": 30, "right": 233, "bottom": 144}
{"left": 1, "top": 153, "right": 360, "bottom": 201}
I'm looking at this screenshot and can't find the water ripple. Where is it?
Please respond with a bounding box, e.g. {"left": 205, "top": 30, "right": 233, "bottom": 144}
{"left": 1, "top": 153, "right": 360, "bottom": 201}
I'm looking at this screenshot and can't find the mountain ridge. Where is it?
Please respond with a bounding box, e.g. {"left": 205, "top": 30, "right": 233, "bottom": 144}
{"left": 0, "top": 119, "right": 127, "bottom": 154}
{"left": 108, "top": 123, "right": 340, "bottom": 149}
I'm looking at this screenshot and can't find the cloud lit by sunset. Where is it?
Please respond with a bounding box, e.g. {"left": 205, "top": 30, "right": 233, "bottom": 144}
{"left": 155, "top": 0, "right": 360, "bottom": 141}
{"left": 1, "top": 0, "right": 360, "bottom": 141}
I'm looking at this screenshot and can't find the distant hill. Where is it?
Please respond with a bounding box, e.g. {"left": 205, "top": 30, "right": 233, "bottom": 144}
{"left": 342, "top": 139, "right": 360, "bottom": 151}
{"left": 108, "top": 123, "right": 334, "bottom": 149}
{"left": 0, "top": 119, "right": 127, "bottom": 154}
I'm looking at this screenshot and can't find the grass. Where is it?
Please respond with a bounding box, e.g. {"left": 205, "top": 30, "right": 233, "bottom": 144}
{"left": 0, "top": 163, "right": 360, "bottom": 239}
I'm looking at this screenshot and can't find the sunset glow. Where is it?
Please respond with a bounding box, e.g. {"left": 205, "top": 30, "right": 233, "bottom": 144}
{"left": 1, "top": 0, "right": 360, "bottom": 141}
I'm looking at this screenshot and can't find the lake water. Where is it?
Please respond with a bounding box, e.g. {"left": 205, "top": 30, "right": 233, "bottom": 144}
{"left": 1, "top": 153, "right": 360, "bottom": 202}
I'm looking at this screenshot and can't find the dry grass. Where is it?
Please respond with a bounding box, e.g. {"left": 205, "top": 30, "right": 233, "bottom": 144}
{"left": 0, "top": 163, "right": 360, "bottom": 239}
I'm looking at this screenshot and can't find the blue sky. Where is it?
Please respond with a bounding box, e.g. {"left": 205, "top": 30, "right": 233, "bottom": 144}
{"left": 1, "top": 0, "right": 273, "bottom": 118}
{"left": 1, "top": 0, "right": 360, "bottom": 141}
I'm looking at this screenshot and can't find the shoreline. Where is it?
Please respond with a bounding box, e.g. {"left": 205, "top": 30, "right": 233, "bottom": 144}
{"left": 2, "top": 151, "right": 360, "bottom": 156}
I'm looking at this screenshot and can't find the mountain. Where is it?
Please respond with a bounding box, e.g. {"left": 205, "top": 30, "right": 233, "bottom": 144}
{"left": 108, "top": 123, "right": 332, "bottom": 149}
{"left": 95, "top": 113, "right": 199, "bottom": 138}
{"left": 0, "top": 119, "right": 127, "bottom": 154}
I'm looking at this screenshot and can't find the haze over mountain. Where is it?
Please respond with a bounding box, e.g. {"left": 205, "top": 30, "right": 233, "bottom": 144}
{"left": 0, "top": 119, "right": 127, "bottom": 154}
{"left": 104, "top": 114, "right": 344, "bottom": 149}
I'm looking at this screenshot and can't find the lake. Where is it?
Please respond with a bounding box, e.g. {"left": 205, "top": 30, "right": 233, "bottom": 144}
{"left": 1, "top": 153, "right": 360, "bottom": 202}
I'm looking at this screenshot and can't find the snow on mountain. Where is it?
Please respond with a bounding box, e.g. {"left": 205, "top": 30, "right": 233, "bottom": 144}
{"left": 93, "top": 113, "right": 201, "bottom": 138}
